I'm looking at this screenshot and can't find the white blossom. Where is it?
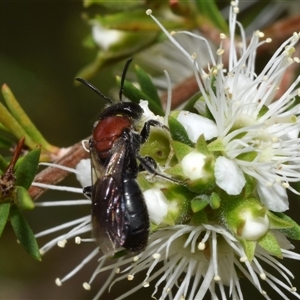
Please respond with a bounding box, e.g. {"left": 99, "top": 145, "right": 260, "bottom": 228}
{"left": 147, "top": 3, "right": 300, "bottom": 212}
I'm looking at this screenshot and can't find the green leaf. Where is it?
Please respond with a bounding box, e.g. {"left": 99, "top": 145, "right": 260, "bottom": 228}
{"left": 168, "top": 116, "right": 194, "bottom": 147}
{"left": 94, "top": 11, "right": 183, "bottom": 31}
{"left": 210, "top": 192, "right": 220, "bottom": 209}
{"left": 117, "top": 77, "right": 164, "bottom": 115}
{"left": 0, "top": 102, "right": 36, "bottom": 149}
{"left": 273, "top": 212, "right": 300, "bottom": 240}
{"left": 0, "top": 203, "right": 10, "bottom": 237}
{"left": 191, "top": 195, "right": 209, "bottom": 212}
{"left": 15, "top": 147, "right": 41, "bottom": 190}
{"left": 16, "top": 186, "right": 35, "bottom": 210}
{"left": 137, "top": 173, "right": 153, "bottom": 191}
{"left": 258, "top": 231, "right": 282, "bottom": 258}
{"left": 171, "top": 140, "right": 194, "bottom": 161}
{"left": 10, "top": 205, "right": 41, "bottom": 260}
{"left": 194, "top": 0, "right": 228, "bottom": 33}
{"left": 190, "top": 209, "right": 208, "bottom": 225}
{"left": 268, "top": 211, "right": 293, "bottom": 230}
{"left": 135, "top": 65, "right": 162, "bottom": 110}
{"left": 0, "top": 135, "right": 14, "bottom": 148}
{"left": 2, "top": 85, "right": 57, "bottom": 153}
{"left": 0, "top": 154, "right": 8, "bottom": 172}
{"left": 239, "top": 238, "right": 256, "bottom": 261}
{"left": 207, "top": 138, "right": 225, "bottom": 152}
{"left": 195, "top": 134, "right": 210, "bottom": 155}
{"left": 164, "top": 163, "right": 186, "bottom": 180}
{"left": 182, "top": 94, "right": 200, "bottom": 114}
{"left": 242, "top": 174, "right": 256, "bottom": 199}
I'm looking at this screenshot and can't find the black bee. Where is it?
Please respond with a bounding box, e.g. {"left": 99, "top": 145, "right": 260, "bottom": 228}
{"left": 76, "top": 59, "right": 168, "bottom": 256}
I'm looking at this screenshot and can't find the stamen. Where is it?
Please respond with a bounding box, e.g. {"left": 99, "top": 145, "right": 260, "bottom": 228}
{"left": 261, "top": 290, "right": 267, "bottom": 295}
{"left": 216, "top": 48, "right": 225, "bottom": 56}
{"left": 83, "top": 282, "right": 91, "bottom": 290}
{"left": 35, "top": 216, "right": 90, "bottom": 238}
{"left": 75, "top": 236, "right": 81, "bottom": 244}
{"left": 163, "top": 70, "right": 172, "bottom": 126}
{"left": 133, "top": 256, "right": 139, "bottom": 262}
{"left": 260, "top": 272, "right": 267, "bottom": 280}
{"left": 35, "top": 199, "right": 91, "bottom": 206}
{"left": 59, "top": 248, "right": 99, "bottom": 283}
{"left": 233, "top": 6, "right": 239, "bottom": 14}
{"left": 152, "top": 253, "right": 161, "bottom": 259}
{"left": 55, "top": 278, "right": 62, "bottom": 286}
{"left": 282, "top": 182, "right": 289, "bottom": 188}
{"left": 127, "top": 274, "right": 134, "bottom": 281}
{"left": 294, "top": 57, "right": 300, "bottom": 63}
{"left": 240, "top": 256, "right": 248, "bottom": 262}
{"left": 146, "top": 10, "right": 195, "bottom": 63}
{"left": 57, "top": 239, "right": 67, "bottom": 248}
{"left": 39, "top": 162, "right": 81, "bottom": 174}
{"left": 220, "top": 33, "right": 226, "bottom": 39}
{"left": 32, "top": 182, "right": 83, "bottom": 193}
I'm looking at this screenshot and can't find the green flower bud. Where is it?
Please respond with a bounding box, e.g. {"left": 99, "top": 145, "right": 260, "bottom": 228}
{"left": 223, "top": 197, "right": 269, "bottom": 241}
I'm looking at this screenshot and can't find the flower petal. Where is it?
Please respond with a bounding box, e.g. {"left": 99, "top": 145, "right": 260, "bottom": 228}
{"left": 177, "top": 111, "right": 218, "bottom": 142}
{"left": 257, "top": 181, "right": 289, "bottom": 212}
{"left": 214, "top": 157, "right": 246, "bottom": 195}
{"left": 143, "top": 188, "right": 169, "bottom": 225}
{"left": 75, "top": 159, "right": 91, "bottom": 187}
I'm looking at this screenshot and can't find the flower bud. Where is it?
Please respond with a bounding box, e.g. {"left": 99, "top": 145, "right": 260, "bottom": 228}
{"left": 181, "top": 151, "right": 206, "bottom": 180}
{"left": 223, "top": 198, "right": 269, "bottom": 241}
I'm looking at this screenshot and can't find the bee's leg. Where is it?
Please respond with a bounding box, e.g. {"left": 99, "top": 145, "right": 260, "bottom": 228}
{"left": 83, "top": 186, "right": 92, "bottom": 199}
{"left": 138, "top": 155, "right": 157, "bottom": 172}
{"left": 137, "top": 155, "right": 182, "bottom": 184}
{"left": 139, "top": 120, "right": 168, "bottom": 144}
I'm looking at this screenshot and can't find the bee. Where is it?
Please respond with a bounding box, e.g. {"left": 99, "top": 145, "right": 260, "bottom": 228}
{"left": 77, "top": 59, "right": 168, "bottom": 256}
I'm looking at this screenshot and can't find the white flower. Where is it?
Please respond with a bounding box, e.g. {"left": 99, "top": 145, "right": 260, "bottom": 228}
{"left": 34, "top": 185, "right": 300, "bottom": 300}
{"left": 32, "top": 155, "right": 300, "bottom": 300}
{"left": 31, "top": 2, "right": 300, "bottom": 300}
{"left": 181, "top": 151, "right": 206, "bottom": 180}
{"left": 92, "top": 23, "right": 126, "bottom": 51}
{"left": 147, "top": 3, "right": 300, "bottom": 212}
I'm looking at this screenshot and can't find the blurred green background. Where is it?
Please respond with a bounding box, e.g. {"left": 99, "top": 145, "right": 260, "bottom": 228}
{"left": 0, "top": 1, "right": 121, "bottom": 299}
{"left": 1, "top": 1, "right": 300, "bottom": 300}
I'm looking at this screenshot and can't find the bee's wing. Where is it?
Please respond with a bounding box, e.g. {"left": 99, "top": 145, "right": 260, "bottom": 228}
{"left": 90, "top": 137, "right": 128, "bottom": 256}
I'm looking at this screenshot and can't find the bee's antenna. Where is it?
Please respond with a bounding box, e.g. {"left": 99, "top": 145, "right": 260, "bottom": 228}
{"left": 76, "top": 77, "right": 113, "bottom": 104}
{"left": 119, "top": 58, "right": 133, "bottom": 102}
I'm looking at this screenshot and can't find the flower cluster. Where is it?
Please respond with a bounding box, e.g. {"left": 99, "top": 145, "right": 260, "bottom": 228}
{"left": 34, "top": 1, "right": 300, "bottom": 299}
